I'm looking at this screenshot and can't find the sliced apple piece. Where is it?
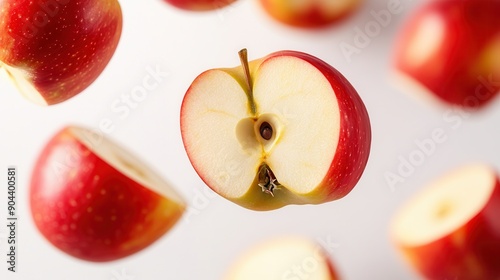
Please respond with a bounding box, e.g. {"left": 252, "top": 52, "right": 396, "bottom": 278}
{"left": 225, "top": 236, "right": 339, "bottom": 280}
{"left": 0, "top": 0, "right": 122, "bottom": 105}
{"left": 393, "top": 0, "right": 500, "bottom": 109}
{"left": 181, "top": 49, "right": 371, "bottom": 210}
{"left": 30, "top": 126, "right": 185, "bottom": 262}
{"left": 391, "top": 164, "right": 500, "bottom": 279}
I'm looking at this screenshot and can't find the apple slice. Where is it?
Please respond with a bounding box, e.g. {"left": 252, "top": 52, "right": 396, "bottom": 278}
{"left": 391, "top": 164, "right": 500, "bottom": 279}
{"left": 225, "top": 236, "right": 339, "bottom": 280}
{"left": 0, "top": 0, "right": 122, "bottom": 105}
{"left": 393, "top": 0, "right": 500, "bottom": 109}
{"left": 181, "top": 49, "right": 371, "bottom": 211}
{"left": 30, "top": 126, "right": 185, "bottom": 262}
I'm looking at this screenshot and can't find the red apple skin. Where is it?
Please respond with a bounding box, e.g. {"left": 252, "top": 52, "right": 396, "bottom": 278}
{"left": 269, "top": 51, "right": 371, "bottom": 203}
{"left": 163, "top": 0, "right": 236, "bottom": 11}
{"left": 30, "top": 127, "right": 185, "bottom": 262}
{"left": 397, "top": 178, "right": 500, "bottom": 279}
{"left": 258, "top": 0, "right": 361, "bottom": 28}
{"left": 0, "top": 0, "right": 122, "bottom": 105}
{"left": 181, "top": 50, "right": 371, "bottom": 210}
{"left": 394, "top": 0, "right": 500, "bottom": 108}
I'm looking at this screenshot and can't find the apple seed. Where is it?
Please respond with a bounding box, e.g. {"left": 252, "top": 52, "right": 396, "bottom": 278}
{"left": 258, "top": 164, "right": 281, "bottom": 196}
{"left": 259, "top": 122, "right": 273, "bottom": 141}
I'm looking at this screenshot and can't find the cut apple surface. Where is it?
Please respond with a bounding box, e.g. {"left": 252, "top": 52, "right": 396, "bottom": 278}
{"left": 391, "top": 164, "right": 500, "bottom": 279}
{"left": 181, "top": 49, "right": 371, "bottom": 210}
{"left": 30, "top": 126, "right": 185, "bottom": 262}
{"left": 225, "top": 236, "right": 338, "bottom": 280}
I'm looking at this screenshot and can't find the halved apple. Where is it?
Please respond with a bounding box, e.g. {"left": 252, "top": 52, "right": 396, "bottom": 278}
{"left": 180, "top": 49, "right": 371, "bottom": 211}
{"left": 391, "top": 164, "right": 500, "bottom": 279}
{"left": 225, "top": 236, "right": 339, "bottom": 280}
{"left": 30, "top": 126, "right": 185, "bottom": 262}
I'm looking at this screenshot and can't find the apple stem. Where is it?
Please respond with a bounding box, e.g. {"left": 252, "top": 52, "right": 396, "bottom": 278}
{"left": 238, "top": 49, "right": 256, "bottom": 115}
{"left": 258, "top": 164, "right": 281, "bottom": 197}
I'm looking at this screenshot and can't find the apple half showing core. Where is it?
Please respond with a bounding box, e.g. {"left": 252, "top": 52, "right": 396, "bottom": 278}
{"left": 30, "top": 126, "right": 185, "bottom": 262}
{"left": 0, "top": 0, "right": 122, "bottom": 105}
{"left": 225, "top": 236, "right": 339, "bottom": 280}
{"left": 181, "top": 49, "right": 371, "bottom": 211}
{"left": 391, "top": 164, "right": 500, "bottom": 279}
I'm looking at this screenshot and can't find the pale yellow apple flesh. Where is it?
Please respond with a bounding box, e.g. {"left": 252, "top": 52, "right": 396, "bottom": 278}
{"left": 181, "top": 55, "right": 340, "bottom": 200}
{"left": 392, "top": 164, "right": 495, "bottom": 247}
{"left": 70, "top": 127, "right": 185, "bottom": 205}
{"left": 225, "top": 236, "right": 337, "bottom": 280}
{"left": 0, "top": 62, "right": 47, "bottom": 105}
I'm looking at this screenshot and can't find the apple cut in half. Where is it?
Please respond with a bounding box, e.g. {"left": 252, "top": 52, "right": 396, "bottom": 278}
{"left": 180, "top": 49, "right": 371, "bottom": 211}
{"left": 391, "top": 164, "right": 500, "bottom": 279}
{"left": 30, "top": 126, "right": 185, "bottom": 262}
{"left": 225, "top": 236, "right": 339, "bottom": 280}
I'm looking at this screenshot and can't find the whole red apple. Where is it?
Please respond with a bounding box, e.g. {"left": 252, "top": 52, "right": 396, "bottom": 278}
{"left": 0, "top": 0, "right": 122, "bottom": 105}
{"left": 30, "top": 126, "right": 185, "bottom": 262}
{"left": 393, "top": 0, "right": 500, "bottom": 109}
{"left": 163, "top": 0, "right": 236, "bottom": 11}
{"left": 181, "top": 49, "right": 371, "bottom": 210}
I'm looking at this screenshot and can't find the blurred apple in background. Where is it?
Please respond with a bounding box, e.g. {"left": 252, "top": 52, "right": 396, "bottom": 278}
{"left": 225, "top": 236, "right": 339, "bottom": 280}
{"left": 393, "top": 0, "right": 500, "bottom": 109}
{"left": 0, "top": 0, "right": 122, "bottom": 105}
{"left": 30, "top": 126, "right": 185, "bottom": 262}
{"left": 391, "top": 164, "right": 500, "bottom": 279}
{"left": 258, "top": 0, "right": 362, "bottom": 28}
{"left": 181, "top": 49, "right": 371, "bottom": 211}
{"left": 163, "top": 0, "right": 236, "bottom": 11}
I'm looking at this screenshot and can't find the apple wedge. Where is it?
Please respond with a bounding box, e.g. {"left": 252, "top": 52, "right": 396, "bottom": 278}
{"left": 225, "top": 236, "right": 339, "bottom": 280}
{"left": 391, "top": 164, "right": 500, "bottom": 279}
{"left": 30, "top": 126, "right": 185, "bottom": 262}
{"left": 0, "top": 0, "right": 122, "bottom": 105}
{"left": 181, "top": 49, "right": 371, "bottom": 211}
{"left": 393, "top": 0, "right": 500, "bottom": 109}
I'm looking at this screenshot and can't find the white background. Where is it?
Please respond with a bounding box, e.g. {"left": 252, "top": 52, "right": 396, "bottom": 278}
{"left": 1, "top": 0, "right": 500, "bottom": 279}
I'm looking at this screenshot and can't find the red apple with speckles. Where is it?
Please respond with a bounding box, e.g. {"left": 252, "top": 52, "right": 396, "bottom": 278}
{"left": 391, "top": 164, "right": 500, "bottom": 279}
{"left": 393, "top": 0, "right": 500, "bottom": 109}
{"left": 163, "top": 0, "right": 236, "bottom": 11}
{"left": 0, "top": 0, "right": 122, "bottom": 105}
{"left": 258, "top": 0, "right": 362, "bottom": 28}
{"left": 180, "top": 49, "right": 371, "bottom": 211}
{"left": 30, "top": 126, "right": 185, "bottom": 262}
